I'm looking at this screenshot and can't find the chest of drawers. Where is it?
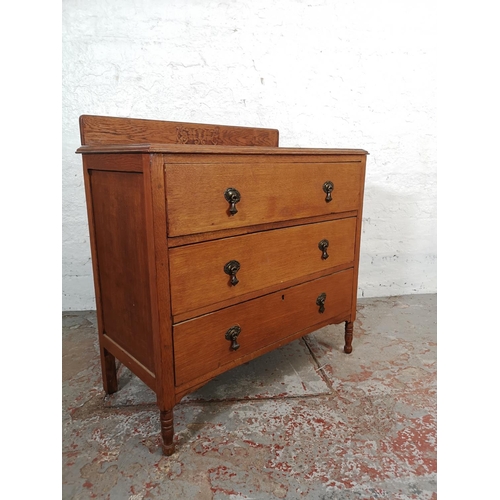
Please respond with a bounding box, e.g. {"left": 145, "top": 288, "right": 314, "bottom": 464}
{"left": 77, "top": 115, "right": 367, "bottom": 455}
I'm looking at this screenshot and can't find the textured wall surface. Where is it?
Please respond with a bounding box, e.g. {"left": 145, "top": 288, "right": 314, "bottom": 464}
{"left": 62, "top": 0, "right": 436, "bottom": 310}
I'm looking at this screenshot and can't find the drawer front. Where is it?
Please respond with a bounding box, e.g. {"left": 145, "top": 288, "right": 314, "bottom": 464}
{"left": 169, "top": 217, "right": 356, "bottom": 317}
{"left": 173, "top": 268, "right": 354, "bottom": 387}
{"left": 165, "top": 162, "right": 362, "bottom": 236}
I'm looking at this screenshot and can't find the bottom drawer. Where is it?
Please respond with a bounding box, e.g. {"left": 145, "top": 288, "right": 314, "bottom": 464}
{"left": 173, "top": 268, "right": 354, "bottom": 387}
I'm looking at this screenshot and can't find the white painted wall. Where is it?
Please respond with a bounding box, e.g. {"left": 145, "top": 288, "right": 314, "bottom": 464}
{"left": 62, "top": 0, "right": 436, "bottom": 310}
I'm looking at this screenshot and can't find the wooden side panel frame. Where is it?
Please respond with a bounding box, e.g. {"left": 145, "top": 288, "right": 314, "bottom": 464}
{"left": 82, "top": 153, "right": 158, "bottom": 392}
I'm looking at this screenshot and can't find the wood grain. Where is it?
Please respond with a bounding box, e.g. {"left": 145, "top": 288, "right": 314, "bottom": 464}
{"left": 167, "top": 210, "right": 358, "bottom": 248}
{"left": 173, "top": 269, "right": 354, "bottom": 387}
{"left": 83, "top": 153, "right": 144, "bottom": 172}
{"left": 79, "top": 115, "right": 279, "bottom": 147}
{"left": 144, "top": 154, "right": 177, "bottom": 409}
{"left": 169, "top": 217, "right": 357, "bottom": 317}
{"left": 174, "top": 310, "right": 350, "bottom": 402}
{"left": 171, "top": 262, "right": 354, "bottom": 324}
{"left": 89, "top": 170, "right": 156, "bottom": 373}
{"left": 101, "top": 334, "right": 156, "bottom": 391}
{"left": 165, "top": 161, "right": 363, "bottom": 236}
{"left": 162, "top": 152, "right": 368, "bottom": 163}
{"left": 350, "top": 155, "right": 367, "bottom": 323}
{"left": 82, "top": 157, "right": 118, "bottom": 395}
{"left": 77, "top": 144, "right": 368, "bottom": 157}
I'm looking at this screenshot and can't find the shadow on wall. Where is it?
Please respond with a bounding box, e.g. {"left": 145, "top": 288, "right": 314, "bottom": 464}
{"left": 357, "top": 180, "right": 436, "bottom": 298}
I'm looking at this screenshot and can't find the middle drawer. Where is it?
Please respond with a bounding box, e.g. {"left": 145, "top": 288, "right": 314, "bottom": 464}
{"left": 169, "top": 217, "right": 356, "bottom": 317}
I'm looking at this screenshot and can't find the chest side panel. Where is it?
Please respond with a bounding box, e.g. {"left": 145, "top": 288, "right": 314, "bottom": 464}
{"left": 89, "top": 170, "right": 155, "bottom": 373}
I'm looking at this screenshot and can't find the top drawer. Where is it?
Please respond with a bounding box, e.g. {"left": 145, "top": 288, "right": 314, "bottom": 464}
{"left": 165, "top": 161, "right": 363, "bottom": 236}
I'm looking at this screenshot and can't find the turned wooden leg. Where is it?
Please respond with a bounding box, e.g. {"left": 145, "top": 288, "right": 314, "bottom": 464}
{"left": 344, "top": 321, "right": 353, "bottom": 354}
{"left": 160, "top": 409, "right": 175, "bottom": 455}
{"left": 100, "top": 347, "right": 118, "bottom": 394}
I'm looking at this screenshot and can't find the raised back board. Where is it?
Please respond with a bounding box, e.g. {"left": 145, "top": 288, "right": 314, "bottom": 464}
{"left": 79, "top": 115, "right": 279, "bottom": 147}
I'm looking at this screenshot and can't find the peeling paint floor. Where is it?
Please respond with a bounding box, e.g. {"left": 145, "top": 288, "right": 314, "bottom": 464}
{"left": 62, "top": 294, "right": 437, "bottom": 500}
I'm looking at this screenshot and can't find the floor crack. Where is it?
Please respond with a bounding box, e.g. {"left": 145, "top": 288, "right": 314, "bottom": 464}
{"left": 301, "top": 336, "right": 335, "bottom": 393}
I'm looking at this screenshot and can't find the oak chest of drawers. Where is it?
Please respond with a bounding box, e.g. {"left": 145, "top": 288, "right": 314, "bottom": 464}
{"left": 77, "top": 115, "right": 368, "bottom": 455}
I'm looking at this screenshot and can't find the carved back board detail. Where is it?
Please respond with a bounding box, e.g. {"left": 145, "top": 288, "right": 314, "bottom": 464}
{"left": 176, "top": 126, "right": 221, "bottom": 145}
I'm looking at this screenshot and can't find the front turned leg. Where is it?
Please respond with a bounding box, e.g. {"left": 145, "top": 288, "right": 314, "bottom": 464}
{"left": 160, "top": 409, "right": 175, "bottom": 455}
{"left": 344, "top": 321, "right": 353, "bottom": 354}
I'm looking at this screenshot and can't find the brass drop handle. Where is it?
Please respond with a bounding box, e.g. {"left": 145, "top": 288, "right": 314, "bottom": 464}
{"left": 318, "top": 239, "right": 329, "bottom": 260}
{"left": 323, "top": 181, "right": 334, "bottom": 203}
{"left": 316, "top": 293, "right": 327, "bottom": 313}
{"left": 224, "top": 187, "right": 241, "bottom": 215}
{"left": 224, "top": 260, "right": 240, "bottom": 286}
{"left": 225, "top": 325, "right": 241, "bottom": 350}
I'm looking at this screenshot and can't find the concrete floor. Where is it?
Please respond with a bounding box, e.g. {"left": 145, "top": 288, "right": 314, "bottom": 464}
{"left": 62, "top": 294, "right": 437, "bottom": 500}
